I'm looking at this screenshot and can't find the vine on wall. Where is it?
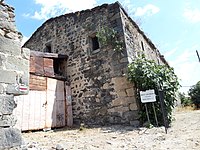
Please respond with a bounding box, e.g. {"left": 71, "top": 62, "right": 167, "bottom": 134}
{"left": 96, "top": 26, "right": 124, "bottom": 52}
{"left": 127, "top": 55, "right": 180, "bottom": 126}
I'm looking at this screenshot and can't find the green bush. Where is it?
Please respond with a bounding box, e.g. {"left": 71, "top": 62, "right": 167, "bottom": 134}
{"left": 178, "top": 92, "right": 192, "bottom": 107}
{"left": 189, "top": 81, "right": 200, "bottom": 108}
{"left": 96, "top": 26, "right": 124, "bottom": 52}
{"left": 128, "top": 56, "right": 180, "bottom": 126}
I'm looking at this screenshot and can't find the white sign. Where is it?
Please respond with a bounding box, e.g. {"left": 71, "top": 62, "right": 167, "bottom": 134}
{"left": 140, "top": 89, "right": 156, "bottom": 103}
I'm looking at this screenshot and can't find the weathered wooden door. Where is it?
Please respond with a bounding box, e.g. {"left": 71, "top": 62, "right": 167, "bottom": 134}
{"left": 45, "top": 78, "right": 66, "bottom": 128}
{"left": 14, "top": 91, "right": 46, "bottom": 131}
{"left": 13, "top": 76, "right": 68, "bottom": 131}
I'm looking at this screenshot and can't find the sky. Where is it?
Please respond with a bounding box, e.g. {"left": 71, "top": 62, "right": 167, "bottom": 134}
{"left": 5, "top": 0, "right": 200, "bottom": 93}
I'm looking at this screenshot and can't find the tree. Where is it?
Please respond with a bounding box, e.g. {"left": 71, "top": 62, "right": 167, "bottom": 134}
{"left": 188, "top": 81, "right": 200, "bottom": 108}
{"left": 178, "top": 92, "right": 192, "bottom": 107}
{"left": 128, "top": 56, "right": 180, "bottom": 126}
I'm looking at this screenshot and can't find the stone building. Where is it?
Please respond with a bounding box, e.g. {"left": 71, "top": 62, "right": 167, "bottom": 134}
{"left": 0, "top": 1, "right": 29, "bottom": 149}
{"left": 24, "top": 2, "right": 167, "bottom": 126}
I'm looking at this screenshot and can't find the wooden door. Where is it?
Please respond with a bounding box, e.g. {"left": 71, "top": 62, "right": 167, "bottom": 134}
{"left": 45, "top": 78, "right": 66, "bottom": 128}
{"left": 14, "top": 76, "right": 68, "bottom": 131}
{"left": 14, "top": 91, "right": 46, "bottom": 131}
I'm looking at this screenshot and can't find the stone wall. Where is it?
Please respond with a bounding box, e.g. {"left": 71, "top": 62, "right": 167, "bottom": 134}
{"left": 120, "top": 6, "right": 165, "bottom": 65}
{"left": 0, "top": 1, "right": 29, "bottom": 149}
{"left": 24, "top": 2, "right": 166, "bottom": 126}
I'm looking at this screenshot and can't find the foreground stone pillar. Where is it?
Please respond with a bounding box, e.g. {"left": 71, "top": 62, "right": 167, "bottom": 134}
{"left": 0, "top": 1, "right": 29, "bottom": 149}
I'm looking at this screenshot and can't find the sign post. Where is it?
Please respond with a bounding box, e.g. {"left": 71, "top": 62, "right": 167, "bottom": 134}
{"left": 140, "top": 89, "right": 156, "bottom": 103}
{"left": 140, "top": 89, "right": 158, "bottom": 126}
{"left": 158, "top": 89, "right": 168, "bottom": 133}
{"left": 152, "top": 103, "right": 158, "bottom": 126}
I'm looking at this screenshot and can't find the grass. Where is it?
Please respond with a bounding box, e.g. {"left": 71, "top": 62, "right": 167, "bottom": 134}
{"left": 176, "top": 105, "right": 196, "bottom": 112}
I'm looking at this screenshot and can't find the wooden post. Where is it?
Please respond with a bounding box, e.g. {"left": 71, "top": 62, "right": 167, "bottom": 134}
{"left": 144, "top": 104, "right": 151, "bottom": 125}
{"left": 65, "top": 84, "right": 73, "bottom": 127}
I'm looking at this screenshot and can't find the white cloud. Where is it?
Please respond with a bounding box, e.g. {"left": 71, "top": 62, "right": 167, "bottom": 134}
{"left": 183, "top": 8, "right": 200, "bottom": 23}
{"left": 30, "top": 0, "right": 97, "bottom": 20}
{"left": 134, "top": 4, "right": 160, "bottom": 17}
{"left": 168, "top": 49, "right": 200, "bottom": 93}
{"left": 176, "top": 60, "right": 200, "bottom": 93}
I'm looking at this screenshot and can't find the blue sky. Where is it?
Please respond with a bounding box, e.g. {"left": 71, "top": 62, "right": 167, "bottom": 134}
{"left": 5, "top": 0, "right": 200, "bottom": 93}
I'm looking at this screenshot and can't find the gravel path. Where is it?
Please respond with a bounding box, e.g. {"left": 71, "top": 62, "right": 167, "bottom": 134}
{"left": 21, "top": 109, "right": 200, "bottom": 150}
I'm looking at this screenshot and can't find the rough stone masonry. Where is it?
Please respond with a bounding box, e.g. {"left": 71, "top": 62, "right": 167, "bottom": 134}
{"left": 24, "top": 2, "right": 167, "bottom": 126}
{"left": 0, "top": 1, "right": 29, "bottom": 149}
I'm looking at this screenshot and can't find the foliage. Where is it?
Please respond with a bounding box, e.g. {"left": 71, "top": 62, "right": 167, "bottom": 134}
{"left": 188, "top": 81, "right": 200, "bottom": 108}
{"left": 96, "top": 26, "right": 124, "bottom": 52}
{"left": 178, "top": 92, "right": 192, "bottom": 107}
{"left": 127, "top": 56, "right": 180, "bottom": 126}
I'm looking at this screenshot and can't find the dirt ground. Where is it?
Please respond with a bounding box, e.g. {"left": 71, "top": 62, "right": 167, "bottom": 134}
{"left": 22, "top": 109, "right": 200, "bottom": 150}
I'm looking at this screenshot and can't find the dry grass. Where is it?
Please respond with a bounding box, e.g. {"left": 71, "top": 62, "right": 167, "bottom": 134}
{"left": 176, "top": 105, "right": 196, "bottom": 112}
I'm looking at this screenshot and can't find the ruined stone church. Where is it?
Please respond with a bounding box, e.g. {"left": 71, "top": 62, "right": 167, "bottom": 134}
{"left": 24, "top": 2, "right": 167, "bottom": 126}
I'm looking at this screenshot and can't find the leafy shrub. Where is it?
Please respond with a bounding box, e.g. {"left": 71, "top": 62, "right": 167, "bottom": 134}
{"left": 96, "top": 26, "right": 124, "bottom": 52}
{"left": 178, "top": 92, "right": 192, "bottom": 107}
{"left": 128, "top": 56, "right": 180, "bottom": 126}
{"left": 189, "top": 81, "right": 200, "bottom": 108}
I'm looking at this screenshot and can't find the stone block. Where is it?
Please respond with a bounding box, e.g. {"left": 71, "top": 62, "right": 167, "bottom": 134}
{"left": 0, "top": 28, "right": 5, "bottom": 36}
{"left": 0, "top": 53, "right": 6, "bottom": 68}
{"left": 0, "top": 5, "right": 5, "bottom": 11}
{"left": 112, "top": 98, "right": 122, "bottom": 106}
{"left": 0, "top": 20, "right": 17, "bottom": 32}
{"left": 129, "top": 103, "right": 138, "bottom": 111}
{"left": 5, "top": 32, "right": 20, "bottom": 40}
{"left": 98, "top": 106, "right": 108, "bottom": 115}
{"left": 112, "top": 76, "right": 133, "bottom": 91}
{"left": 0, "top": 114, "right": 16, "bottom": 127}
{"left": 114, "top": 106, "right": 129, "bottom": 113}
{"left": 21, "top": 48, "right": 30, "bottom": 60}
{"left": 112, "top": 97, "right": 134, "bottom": 107}
{"left": 0, "top": 70, "right": 17, "bottom": 84}
{"left": 83, "top": 90, "right": 96, "bottom": 97}
{"left": 0, "top": 128, "right": 22, "bottom": 149}
{"left": 102, "top": 83, "right": 109, "bottom": 89}
{"left": 117, "top": 90, "right": 127, "bottom": 97}
{"left": 126, "top": 88, "right": 135, "bottom": 97}
{"left": 108, "top": 108, "right": 115, "bottom": 113}
{"left": 0, "top": 36, "right": 20, "bottom": 56}
{"left": 0, "top": 84, "right": 4, "bottom": 94}
{"left": 8, "top": 11, "right": 15, "bottom": 19}
{"left": 0, "top": 10, "right": 9, "bottom": 20}
{"left": 5, "top": 56, "right": 29, "bottom": 73}
{"left": 0, "top": 95, "right": 16, "bottom": 115}
{"left": 123, "top": 110, "right": 139, "bottom": 121}
{"left": 125, "top": 97, "right": 135, "bottom": 104}
{"left": 130, "top": 120, "right": 140, "bottom": 127}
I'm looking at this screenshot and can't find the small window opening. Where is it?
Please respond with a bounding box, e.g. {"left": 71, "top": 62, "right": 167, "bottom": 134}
{"left": 91, "top": 36, "right": 99, "bottom": 50}
{"left": 45, "top": 43, "right": 52, "bottom": 53}
{"left": 53, "top": 58, "right": 65, "bottom": 76}
{"left": 141, "top": 41, "right": 145, "bottom": 51}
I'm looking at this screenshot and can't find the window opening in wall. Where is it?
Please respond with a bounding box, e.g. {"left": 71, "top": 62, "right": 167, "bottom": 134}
{"left": 53, "top": 58, "right": 66, "bottom": 76}
{"left": 91, "top": 36, "right": 100, "bottom": 50}
{"left": 141, "top": 41, "right": 145, "bottom": 51}
{"left": 45, "top": 43, "right": 52, "bottom": 53}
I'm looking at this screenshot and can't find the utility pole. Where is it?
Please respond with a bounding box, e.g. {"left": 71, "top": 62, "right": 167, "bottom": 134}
{"left": 196, "top": 50, "right": 200, "bottom": 62}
